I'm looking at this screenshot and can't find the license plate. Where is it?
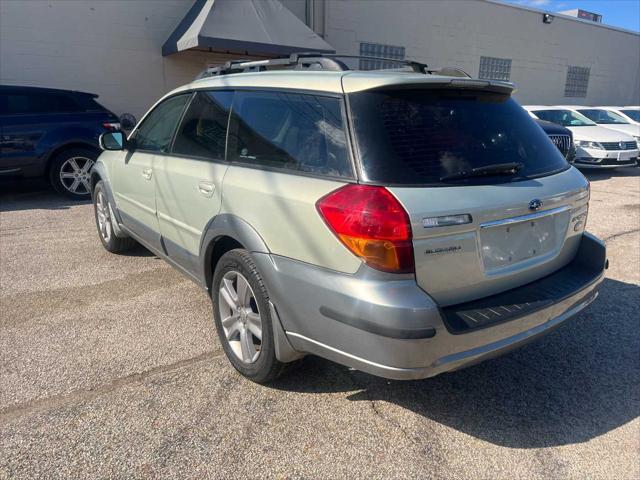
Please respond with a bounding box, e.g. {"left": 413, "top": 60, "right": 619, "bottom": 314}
{"left": 619, "top": 151, "right": 633, "bottom": 161}
{"left": 479, "top": 209, "right": 570, "bottom": 271}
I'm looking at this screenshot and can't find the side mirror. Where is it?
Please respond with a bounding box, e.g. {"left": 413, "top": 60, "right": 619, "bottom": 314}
{"left": 119, "top": 113, "right": 137, "bottom": 131}
{"left": 99, "top": 131, "right": 125, "bottom": 151}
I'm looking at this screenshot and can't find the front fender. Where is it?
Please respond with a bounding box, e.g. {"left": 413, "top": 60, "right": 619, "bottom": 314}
{"left": 90, "top": 159, "right": 126, "bottom": 237}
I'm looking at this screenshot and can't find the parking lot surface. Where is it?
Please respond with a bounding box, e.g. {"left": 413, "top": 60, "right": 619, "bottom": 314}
{"left": 1, "top": 170, "right": 639, "bottom": 479}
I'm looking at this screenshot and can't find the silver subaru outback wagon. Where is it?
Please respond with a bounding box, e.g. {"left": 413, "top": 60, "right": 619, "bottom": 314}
{"left": 92, "top": 54, "right": 606, "bottom": 383}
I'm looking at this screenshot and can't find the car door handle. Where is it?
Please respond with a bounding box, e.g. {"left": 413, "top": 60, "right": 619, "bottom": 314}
{"left": 198, "top": 182, "right": 215, "bottom": 197}
{"left": 141, "top": 168, "right": 153, "bottom": 180}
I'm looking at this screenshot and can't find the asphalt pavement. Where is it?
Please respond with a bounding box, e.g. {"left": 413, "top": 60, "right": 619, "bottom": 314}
{"left": 1, "top": 169, "right": 639, "bottom": 479}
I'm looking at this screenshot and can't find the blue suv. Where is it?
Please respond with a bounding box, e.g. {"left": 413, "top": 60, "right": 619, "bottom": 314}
{"left": 0, "top": 85, "right": 129, "bottom": 198}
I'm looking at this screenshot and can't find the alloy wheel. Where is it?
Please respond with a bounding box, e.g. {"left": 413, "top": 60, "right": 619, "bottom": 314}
{"left": 218, "top": 271, "right": 262, "bottom": 363}
{"left": 59, "top": 157, "right": 94, "bottom": 195}
{"left": 96, "top": 191, "right": 112, "bottom": 243}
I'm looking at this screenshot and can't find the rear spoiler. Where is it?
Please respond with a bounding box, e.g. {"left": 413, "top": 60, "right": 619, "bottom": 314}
{"left": 342, "top": 74, "right": 516, "bottom": 95}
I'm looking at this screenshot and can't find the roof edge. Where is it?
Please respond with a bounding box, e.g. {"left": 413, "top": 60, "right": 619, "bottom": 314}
{"left": 483, "top": 0, "right": 640, "bottom": 37}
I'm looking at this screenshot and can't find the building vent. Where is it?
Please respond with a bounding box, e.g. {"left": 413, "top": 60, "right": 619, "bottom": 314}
{"left": 564, "top": 66, "right": 590, "bottom": 97}
{"left": 478, "top": 56, "right": 512, "bottom": 81}
{"left": 359, "top": 42, "right": 405, "bottom": 70}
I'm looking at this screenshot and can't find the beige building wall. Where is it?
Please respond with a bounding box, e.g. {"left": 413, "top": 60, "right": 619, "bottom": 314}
{"left": 288, "top": 0, "right": 640, "bottom": 106}
{"left": 1, "top": 0, "right": 639, "bottom": 112}
{"left": 0, "top": 0, "right": 233, "bottom": 118}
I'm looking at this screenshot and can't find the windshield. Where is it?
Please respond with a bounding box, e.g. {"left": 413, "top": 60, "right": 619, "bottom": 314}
{"left": 532, "top": 109, "right": 596, "bottom": 127}
{"left": 348, "top": 90, "right": 568, "bottom": 186}
{"left": 578, "top": 109, "right": 629, "bottom": 125}
{"left": 620, "top": 109, "right": 640, "bottom": 122}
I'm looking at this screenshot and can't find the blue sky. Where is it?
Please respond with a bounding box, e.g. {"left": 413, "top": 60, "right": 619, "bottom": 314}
{"left": 502, "top": 0, "right": 640, "bottom": 32}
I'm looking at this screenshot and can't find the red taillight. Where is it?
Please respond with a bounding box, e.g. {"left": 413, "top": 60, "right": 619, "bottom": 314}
{"left": 102, "top": 122, "right": 121, "bottom": 131}
{"left": 316, "top": 184, "right": 414, "bottom": 273}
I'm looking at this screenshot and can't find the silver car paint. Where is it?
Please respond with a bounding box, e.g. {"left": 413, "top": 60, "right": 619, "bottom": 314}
{"left": 389, "top": 167, "right": 589, "bottom": 305}
{"left": 93, "top": 69, "right": 607, "bottom": 380}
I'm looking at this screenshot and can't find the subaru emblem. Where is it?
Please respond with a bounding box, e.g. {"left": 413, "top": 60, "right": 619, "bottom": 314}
{"left": 529, "top": 199, "right": 543, "bottom": 211}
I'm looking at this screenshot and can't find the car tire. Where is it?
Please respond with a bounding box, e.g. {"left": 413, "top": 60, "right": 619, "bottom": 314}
{"left": 49, "top": 147, "right": 98, "bottom": 199}
{"left": 93, "top": 181, "right": 136, "bottom": 253}
{"left": 212, "top": 249, "right": 288, "bottom": 383}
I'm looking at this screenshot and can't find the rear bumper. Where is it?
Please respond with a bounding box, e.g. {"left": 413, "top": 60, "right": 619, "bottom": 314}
{"left": 254, "top": 232, "right": 606, "bottom": 380}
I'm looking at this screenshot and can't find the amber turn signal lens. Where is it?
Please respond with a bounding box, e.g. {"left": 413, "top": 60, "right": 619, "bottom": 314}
{"left": 316, "top": 184, "right": 414, "bottom": 274}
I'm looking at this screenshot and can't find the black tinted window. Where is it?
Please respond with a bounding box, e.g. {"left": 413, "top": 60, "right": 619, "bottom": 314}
{"left": 135, "top": 94, "right": 190, "bottom": 152}
{"left": 0, "top": 92, "right": 81, "bottom": 115}
{"left": 578, "top": 109, "right": 628, "bottom": 124}
{"left": 349, "top": 90, "right": 569, "bottom": 185}
{"left": 532, "top": 109, "right": 594, "bottom": 127}
{"left": 620, "top": 109, "right": 640, "bottom": 122}
{"left": 229, "top": 91, "right": 351, "bottom": 178}
{"left": 172, "top": 91, "right": 233, "bottom": 159}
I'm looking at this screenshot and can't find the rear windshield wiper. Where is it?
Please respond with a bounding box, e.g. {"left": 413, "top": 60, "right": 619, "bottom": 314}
{"left": 440, "top": 162, "right": 524, "bottom": 181}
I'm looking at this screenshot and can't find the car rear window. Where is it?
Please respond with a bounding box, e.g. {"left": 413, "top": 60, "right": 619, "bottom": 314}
{"left": 348, "top": 89, "right": 569, "bottom": 186}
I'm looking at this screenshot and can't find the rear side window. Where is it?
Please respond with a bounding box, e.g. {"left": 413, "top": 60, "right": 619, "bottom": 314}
{"left": 349, "top": 89, "right": 569, "bottom": 186}
{"left": 74, "top": 95, "right": 109, "bottom": 112}
{"left": 172, "top": 90, "right": 233, "bottom": 160}
{"left": 620, "top": 109, "right": 640, "bottom": 122}
{"left": 532, "top": 109, "right": 595, "bottom": 127}
{"left": 134, "top": 94, "right": 190, "bottom": 153}
{"left": 0, "top": 92, "right": 81, "bottom": 115}
{"left": 228, "top": 91, "right": 352, "bottom": 178}
{"left": 578, "top": 109, "right": 629, "bottom": 124}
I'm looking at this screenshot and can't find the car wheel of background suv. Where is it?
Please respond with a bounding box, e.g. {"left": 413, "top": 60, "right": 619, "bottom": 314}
{"left": 212, "top": 249, "right": 288, "bottom": 383}
{"left": 49, "top": 147, "right": 98, "bottom": 199}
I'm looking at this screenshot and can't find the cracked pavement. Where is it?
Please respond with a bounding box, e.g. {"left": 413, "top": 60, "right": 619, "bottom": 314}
{"left": 1, "top": 168, "right": 639, "bottom": 479}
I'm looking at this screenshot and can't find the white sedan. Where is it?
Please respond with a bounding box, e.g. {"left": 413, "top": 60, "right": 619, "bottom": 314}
{"left": 523, "top": 105, "right": 638, "bottom": 169}
{"left": 597, "top": 106, "right": 640, "bottom": 125}
{"left": 569, "top": 106, "right": 640, "bottom": 142}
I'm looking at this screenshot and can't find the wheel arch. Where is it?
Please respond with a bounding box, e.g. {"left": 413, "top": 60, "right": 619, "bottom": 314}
{"left": 200, "top": 214, "right": 271, "bottom": 292}
{"left": 44, "top": 141, "right": 101, "bottom": 180}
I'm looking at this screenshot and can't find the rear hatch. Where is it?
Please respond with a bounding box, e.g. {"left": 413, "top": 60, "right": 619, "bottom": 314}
{"left": 347, "top": 83, "right": 589, "bottom": 306}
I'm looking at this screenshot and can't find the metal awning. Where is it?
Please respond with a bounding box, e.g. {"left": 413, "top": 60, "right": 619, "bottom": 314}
{"left": 162, "top": 0, "right": 335, "bottom": 57}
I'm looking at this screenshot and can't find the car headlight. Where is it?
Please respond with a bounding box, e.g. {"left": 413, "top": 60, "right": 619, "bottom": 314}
{"left": 576, "top": 140, "right": 604, "bottom": 150}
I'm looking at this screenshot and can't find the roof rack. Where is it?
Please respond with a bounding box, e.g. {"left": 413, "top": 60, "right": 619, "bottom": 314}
{"left": 195, "top": 52, "right": 471, "bottom": 79}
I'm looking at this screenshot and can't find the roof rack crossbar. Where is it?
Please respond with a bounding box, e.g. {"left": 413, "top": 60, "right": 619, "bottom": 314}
{"left": 196, "top": 53, "right": 434, "bottom": 79}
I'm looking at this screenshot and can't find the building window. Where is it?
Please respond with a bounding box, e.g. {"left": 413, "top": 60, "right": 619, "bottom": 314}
{"left": 359, "top": 42, "right": 405, "bottom": 70}
{"left": 478, "top": 56, "right": 512, "bottom": 81}
{"left": 564, "top": 66, "right": 590, "bottom": 97}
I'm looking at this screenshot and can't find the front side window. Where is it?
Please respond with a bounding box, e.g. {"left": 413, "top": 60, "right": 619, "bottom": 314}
{"left": 349, "top": 89, "right": 569, "bottom": 186}
{"left": 172, "top": 90, "right": 233, "bottom": 159}
{"left": 228, "top": 91, "right": 352, "bottom": 178}
{"left": 134, "top": 94, "right": 190, "bottom": 153}
{"left": 533, "top": 109, "right": 595, "bottom": 127}
{"left": 578, "top": 109, "right": 629, "bottom": 125}
{"left": 620, "top": 109, "right": 640, "bottom": 122}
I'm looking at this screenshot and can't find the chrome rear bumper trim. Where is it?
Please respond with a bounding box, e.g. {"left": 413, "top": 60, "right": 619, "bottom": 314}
{"left": 480, "top": 205, "right": 571, "bottom": 228}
